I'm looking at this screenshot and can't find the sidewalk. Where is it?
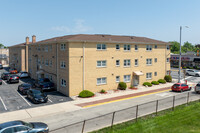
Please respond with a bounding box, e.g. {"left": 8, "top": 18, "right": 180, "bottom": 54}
{"left": 0, "top": 80, "right": 196, "bottom": 123}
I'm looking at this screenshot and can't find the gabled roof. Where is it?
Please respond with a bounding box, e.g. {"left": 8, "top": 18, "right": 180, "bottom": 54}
{"left": 33, "top": 34, "right": 168, "bottom": 45}
{"left": 9, "top": 42, "right": 32, "bottom": 48}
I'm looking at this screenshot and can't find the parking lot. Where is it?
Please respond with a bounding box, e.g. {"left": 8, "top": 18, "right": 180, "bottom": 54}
{"left": 0, "top": 68, "right": 72, "bottom": 113}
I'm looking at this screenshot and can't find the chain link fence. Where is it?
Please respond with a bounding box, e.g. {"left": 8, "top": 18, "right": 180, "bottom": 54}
{"left": 49, "top": 91, "right": 200, "bottom": 133}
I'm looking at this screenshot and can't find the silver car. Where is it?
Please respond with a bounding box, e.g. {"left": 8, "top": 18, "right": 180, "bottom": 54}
{"left": 0, "top": 121, "right": 49, "bottom": 133}
{"left": 195, "top": 83, "right": 200, "bottom": 93}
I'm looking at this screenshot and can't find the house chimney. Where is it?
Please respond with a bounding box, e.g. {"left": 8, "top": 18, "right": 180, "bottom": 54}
{"left": 32, "top": 35, "right": 36, "bottom": 43}
{"left": 26, "top": 37, "right": 29, "bottom": 44}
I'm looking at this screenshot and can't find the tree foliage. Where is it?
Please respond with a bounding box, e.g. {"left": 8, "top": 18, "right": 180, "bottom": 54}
{"left": 170, "top": 41, "right": 198, "bottom": 54}
{"left": 0, "top": 43, "right": 7, "bottom": 48}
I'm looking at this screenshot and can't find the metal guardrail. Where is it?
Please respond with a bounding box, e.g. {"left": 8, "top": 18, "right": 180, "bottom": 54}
{"left": 49, "top": 91, "right": 200, "bottom": 133}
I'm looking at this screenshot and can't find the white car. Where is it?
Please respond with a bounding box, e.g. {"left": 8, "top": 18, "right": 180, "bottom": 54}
{"left": 195, "top": 83, "right": 200, "bottom": 93}
{"left": 186, "top": 69, "right": 200, "bottom": 77}
{"left": 18, "top": 71, "right": 29, "bottom": 78}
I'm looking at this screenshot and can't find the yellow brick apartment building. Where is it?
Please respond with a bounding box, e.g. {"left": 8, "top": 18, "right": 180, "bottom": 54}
{"left": 28, "top": 34, "right": 170, "bottom": 96}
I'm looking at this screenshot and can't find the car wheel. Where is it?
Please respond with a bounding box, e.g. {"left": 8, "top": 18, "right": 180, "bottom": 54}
{"left": 186, "top": 73, "right": 189, "bottom": 76}
{"left": 195, "top": 74, "right": 199, "bottom": 77}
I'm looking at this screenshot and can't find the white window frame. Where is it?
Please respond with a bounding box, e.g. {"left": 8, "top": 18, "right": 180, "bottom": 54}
{"left": 124, "top": 44, "right": 131, "bottom": 51}
{"left": 97, "top": 60, "right": 107, "bottom": 67}
{"left": 116, "top": 76, "right": 120, "bottom": 82}
{"left": 61, "top": 44, "right": 66, "bottom": 50}
{"left": 97, "top": 77, "right": 107, "bottom": 85}
{"left": 116, "top": 60, "right": 120, "bottom": 67}
{"left": 135, "top": 45, "right": 138, "bottom": 51}
{"left": 155, "top": 58, "right": 157, "bottom": 63}
{"left": 146, "top": 72, "right": 152, "bottom": 79}
{"left": 167, "top": 58, "right": 170, "bottom": 63}
{"left": 146, "top": 45, "right": 152, "bottom": 51}
{"left": 45, "top": 59, "right": 49, "bottom": 66}
{"left": 135, "top": 59, "right": 138, "bottom": 66}
{"left": 124, "top": 59, "right": 131, "bottom": 67}
{"left": 61, "top": 79, "right": 66, "bottom": 87}
{"left": 60, "top": 61, "right": 66, "bottom": 68}
{"left": 146, "top": 58, "right": 152, "bottom": 65}
{"left": 116, "top": 44, "right": 120, "bottom": 50}
{"left": 154, "top": 72, "right": 157, "bottom": 76}
{"left": 167, "top": 45, "right": 170, "bottom": 50}
{"left": 124, "top": 75, "right": 130, "bottom": 82}
{"left": 97, "top": 44, "right": 106, "bottom": 50}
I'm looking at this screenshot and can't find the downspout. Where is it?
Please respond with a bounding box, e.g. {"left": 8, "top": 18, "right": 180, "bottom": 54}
{"left": 82, "top": 41, "right": 85, "bottom": 91}
{"left": 56, "top": 43, "right": 59, "bottom": 92}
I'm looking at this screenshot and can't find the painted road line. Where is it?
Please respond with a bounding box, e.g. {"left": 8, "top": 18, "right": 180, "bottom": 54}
{"left": 82, "top": 89, "right": 171, "bottom": 108}
{"left": 15, "top": 91, "right": 31, "bottom": 106}
{"left": 185, "top": 76, "right": 192, "bottom": 80}
{"left": 48, "top": 98, "right": 53, "bottom": 103}
{"left": 0, "top": 97, "right": 7, "bottom": 110}
{"left": 2, "top": 80, "right": 7, "bottom": 85}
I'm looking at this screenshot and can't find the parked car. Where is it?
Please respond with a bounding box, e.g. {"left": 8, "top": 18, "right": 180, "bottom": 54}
{"left": 9, "top": 69, "right": 18, "bottom": 74}
{"left": 0, "top": 120, "right": 49, "bottom": 133}
{"left": 33, "top": 78, "right": 54, "bottom": 91}
{"left": 18, "top": 83, "right": 32, "bottom": 95}
{"left": 195, "top": 83, "right": 200, "bottom": 93}
{"left": 0, "top": 64, "right": 3, "bottom": 69}
{"left": 171, "top": 83, "right": 191, "bottom": 92}
{"left": 1, "top": 72, "right": 10, "bottom": 80}
{"left": 7, "top": 75, "right": 19, "bottom": 84}
{"left": 0, "top": 78, "right": 2, "bottom": 85}
{"left": 186, "top": 69, "right": 200, "bottom": 77}
{"left": 18, "top": 71, "right": 29, "bottom": 78}
{"left": 27, "top": 89, "right": 48, "bottom": 104}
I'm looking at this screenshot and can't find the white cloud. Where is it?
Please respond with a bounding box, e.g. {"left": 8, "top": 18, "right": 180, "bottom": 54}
{"left": 51, "top": 19, "right": 92, "bottom": 33}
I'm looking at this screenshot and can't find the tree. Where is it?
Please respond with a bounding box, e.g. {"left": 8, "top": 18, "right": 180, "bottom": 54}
{"left": 0, "top": 43, "right": 7, "bottom": 48}
{"left": 182, "top": 41, "right": 194, "bottom": 53}
{"left": 170, "top": 41, "right": 180, "bottom": 53}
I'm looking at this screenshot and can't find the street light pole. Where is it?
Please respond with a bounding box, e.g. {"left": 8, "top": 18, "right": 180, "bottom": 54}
{"left": 178, "top": 26, "right": 182, "bottom": 83}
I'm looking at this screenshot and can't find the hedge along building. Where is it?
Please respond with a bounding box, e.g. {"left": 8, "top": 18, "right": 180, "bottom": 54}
{"left": 28, "top": 34, "right": 171, "bottom": 96}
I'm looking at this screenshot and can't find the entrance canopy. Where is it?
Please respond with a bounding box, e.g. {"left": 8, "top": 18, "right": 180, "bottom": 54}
{"left": 133, "top": 71, "right": 144, "bottom": 76}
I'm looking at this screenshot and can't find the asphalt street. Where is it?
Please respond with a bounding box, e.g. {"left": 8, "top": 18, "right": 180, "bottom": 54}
{"left": 0, "top": 68, "right": 72, "bottom": 113}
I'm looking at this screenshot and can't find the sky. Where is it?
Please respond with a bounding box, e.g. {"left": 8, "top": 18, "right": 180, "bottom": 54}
{"left": 0, "top": 0, "right": 200, "bottom": 46}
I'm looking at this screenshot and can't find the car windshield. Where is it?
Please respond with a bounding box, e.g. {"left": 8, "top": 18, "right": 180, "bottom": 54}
{"left": 22, "top": 121, "right": 33, "bottom": 128}
{"left": 173, "top": 84, "right": 180, "bottom": 87}
{"left": 196, "top": 84, "right": 200, "bottom": 87}
{"left": 33, "top": 90, "right": 43, "bottom": 96}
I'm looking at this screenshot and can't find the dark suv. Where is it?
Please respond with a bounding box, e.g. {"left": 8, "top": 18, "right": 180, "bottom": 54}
{"left": 7, "top": 75, "right": 19, "bottom": 84}
{"left": 33, "top": 78, "right": 54, "bottom": 91}
{"left": 27, "top": 89, "right": 48, "bottom": 104}
{"left": 1, "top": 72, "right": 10, "bottom": 80}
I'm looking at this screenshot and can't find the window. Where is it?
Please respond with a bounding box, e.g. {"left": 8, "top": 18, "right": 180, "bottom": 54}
{"left": 146, "top": 72, "right": 152, "bottom": 79}
{"left": 124, "top": 75, "right": 130, "bottom": 82}
{"left": 116, "top": 60, "right": 120, "bottom": 66}
{"left": 124, "top": 44, "right": 131, "bottom": 51}
{"left": 28, "top": 47, "right": 31, "bottom": 50}
{"left": 38, "top": 45, "right": 41, "bottom": 51}
{"left": 61, "top": 79, "right": 66, "bottom": 87}
{"left": 146, "top": 45, "right": 152, "bottom": 51}
{"left": 97, "top": 60, "right": 106, "bottom": 67}
{"left": 146, "top": 59, "right": 152, "bottom": 65}
{"left": 167, "top": 45, "right": 170, "bottom": 50}
{"left": 45, "top": 45, "right": 48, "bottom": 52}
{"left": 135, "top": 45, "right": 138, "bottom": 51}
{"left": 38, "top": 59, "right": 41, "bottom": 65}
{"left": 60, "top": 61, "right": 66, "bottom": 68}
{"left": 155, "top": 45, "right": 157, "bottom": 49}
{"left": 97, "top": 77, "right": 107, "bottom": 85}
{"left": 116, "top": 44, "right": 120, "bottom": 50}
{"left": 49, "top": 75, "right": 53, "bottom": 81}
{"left": 2, "top": 127, "right": 15, "bottom": 133}
{"left": 124, "top": 59, "right": 131, "bottom": 67}
{"left": 135, "top": 59, "right": 138, "bottom": 66}
{"left": 42, "top": 58, "right": 44, "bottom": 64}
{"left": 154, "top": 72, "right": 157, "bottom": 76}
{"left": 45, "top": 74, "right": 48, "bottom": 79}
{"left": 61, "top": 44, "right": 66, "bottom": 50}
{"left": 167, "top": 70, "right": 170, "bottom": 75}
{"left": 167, "top": 58, "right": 170, "bottom": 63}
{"left": 49, "top": 60, "right": 52, "bottom": 67}
{"left": 45, "top": 59, "right": 49, "bottom": 66}
{"left": 97, "top": 44, "right": 106, "bottom": 50}
{"left": 116, "top": 76, "right": 120, "bottom": 82}
{"left": 15, "top": 126, "right": 29, "bottom": 132}
{"left": 49, "top": 45, "right": 52, "bottom": 51}
{"left": 155, "top": 58, "right": 157, "bottom": 63}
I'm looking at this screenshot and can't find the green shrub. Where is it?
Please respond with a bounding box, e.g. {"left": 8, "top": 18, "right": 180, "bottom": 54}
{"left": 118, "top": 82, "right": 127, "bottom": 90}
{"left": 193, "top": 66, "right": 197, "bottom": 69}
{"left": 143, "top": 82, "right": 152, "bottom": 87}
{"left": 100, "top": 89, "right": 106, "bottom": 93}
{"left": 188, "top": 66, "right": 193, "bottom": 69}
{"left": 151, "top": 81, "right": 159, "bottom": 85}
{"left": 164, "top": 75, "right": 172, "bottom": 82}
{"left": 79, "top": 90, "right": 94, "bottom": 98}
{"left": 183, "top": 66, "right": 187, "bottom": 69}
{"left": 158, "top": 79, "right": 166, "bottom": 84}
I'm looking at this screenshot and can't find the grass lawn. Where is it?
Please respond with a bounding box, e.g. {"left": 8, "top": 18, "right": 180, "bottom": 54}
{"left": 91, "top": 102, "right": 200, "bottom": 133}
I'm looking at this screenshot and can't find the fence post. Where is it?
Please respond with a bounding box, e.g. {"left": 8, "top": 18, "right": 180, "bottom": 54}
{"left": 111, "top": 112, "right": 115, "bottom": 129}
{"left": 172, "top": 96, "right": 175, "bottom": 111}
{"left": 156, "top": 100, "right": 158, "bottom": 115}
{"left": 135, "top": 105, "right": 139, "bottom": 122}
{"left": 187, "top": 92, "right": 190, "bottom": 105}
{"left": 82, "top": 120, "right": 86, "bottom": 133}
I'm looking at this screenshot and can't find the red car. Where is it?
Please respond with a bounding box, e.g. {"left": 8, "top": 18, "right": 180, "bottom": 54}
{"left": 171, "top": 83, "right": 191, "bottom": 92}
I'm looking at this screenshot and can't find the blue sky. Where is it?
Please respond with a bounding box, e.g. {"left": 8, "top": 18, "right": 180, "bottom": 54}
{"left": 0, "top": 0, "right": 200, "bottom": 46}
